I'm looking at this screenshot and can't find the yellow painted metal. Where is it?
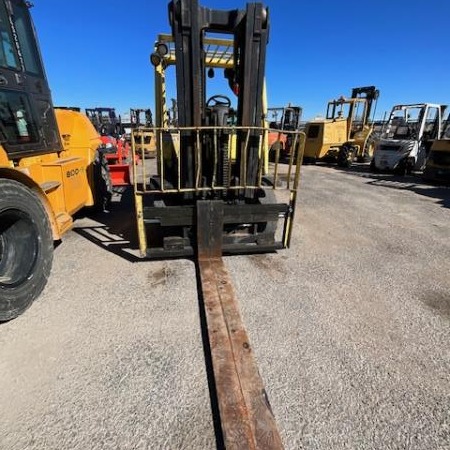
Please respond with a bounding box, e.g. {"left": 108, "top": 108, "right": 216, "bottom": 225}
{"left": 155, "top": 62, "right": 169, "bottom": 128}
{"left": 134, "top": 193, "right": 148, "bottom": 257}
{"left": 52, "top": 108, "right": 101, "bottom": 209}
{"left": 0, "top": 148, "right": 11, "bottom": 166}
{"left": 133, "top": 129, "right": 156, "bottom": 158}
{"left": 131, "top": 130, "right": 139, "bottom": 185}
{"left": 0, "top": 108, "right": 101, "bottom": 239}
{"left": 304, "top": 118, "right": 348, "bottom": 159}
{"left": 55, "top": 108, "right": 101, "bottom": 156}
{"left": 304, "top": 97, "right": 374, "bottom": 160}
{"left": 427, "top": 139, "right": 450, "bottom": 170}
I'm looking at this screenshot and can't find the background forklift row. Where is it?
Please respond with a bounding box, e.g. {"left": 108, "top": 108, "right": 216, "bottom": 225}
{"left": 302, "top": 88, "right": 449, "bottom": 177}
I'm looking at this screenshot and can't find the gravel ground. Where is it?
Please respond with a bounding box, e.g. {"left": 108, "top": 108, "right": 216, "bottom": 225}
{"left": 1, "top": 165, "right": 449, "bottom": 449}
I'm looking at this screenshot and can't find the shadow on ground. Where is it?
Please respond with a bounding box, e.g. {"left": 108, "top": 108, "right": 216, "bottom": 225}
{"left": 326, "top": 163, "right": 450, "bottom": 209}
{"left": 73, "top": 187, "right": 142, "bottom": 262}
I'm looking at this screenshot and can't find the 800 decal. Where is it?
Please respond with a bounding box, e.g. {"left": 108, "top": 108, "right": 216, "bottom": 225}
{"left": 66, "top": 167, "right": 85, "bottom": 178}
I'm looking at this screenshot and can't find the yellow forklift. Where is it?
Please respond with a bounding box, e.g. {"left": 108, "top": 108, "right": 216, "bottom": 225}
{"left": 0, "top": 0, "right": 110, "bottom": 320}
{"left": 423, "top": 112, "right": 450, "bottom": 183}
{"left": 267, "top": 104, "right": 303, "bottom": 160}
{"left": 132, "top": 2, "right": 305, "bottom": 446}
{"left": 134, "top": 30, "right": 303, "bottom": 258}
{"left": 129, "top": 108, "right": 157, "bottom": 158}
{"left": 304, "top": 86, "right": 379, "bottom": 167}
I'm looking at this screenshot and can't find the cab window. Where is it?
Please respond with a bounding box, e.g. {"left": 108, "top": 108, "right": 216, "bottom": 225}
{"left": 0, "top": 3, "right": 19, "bottom": 69}
{"left": 0, "top": 90, "right": 39, "bottom": 145}
{"left": 11, "top": 1, "right": 42, "bottom": 75}
{"left": 424, "top": 107, "right": 439, "bottom": 139}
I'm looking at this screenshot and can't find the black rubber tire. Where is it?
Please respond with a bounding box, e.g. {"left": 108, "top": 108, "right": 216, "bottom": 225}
{"left": 93, "top": 149, "right": 113, "bottom": 212}
{"left": 269, "top": 142, "right": 282, "bottom": 162}
{"left": 337, "top": 146, "right": 353, "bottom": 168}
{"left": 394, "top": 159, "right": 407, "bottom": 176}
{"left": 406, "top": 159, "right": 414, "bottom": 175}
{"left": 357, "top": 135, "right": 376, "bottom": 163}
{"left": 0, "top": 179, "right": 53, "bottom": 321}
{"left": 369, "top": 159, "right": 378, "bottom": 173}
{"left": 302, "top": 157, "right": 316, "bottom": 165}
{"left": 257, "top": 180, "right": 277, "bottom": 235}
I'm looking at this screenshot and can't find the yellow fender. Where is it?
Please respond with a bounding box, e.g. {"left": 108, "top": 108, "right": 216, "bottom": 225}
{"left": 0, "top": 166, "right": 60, "bottom": 240}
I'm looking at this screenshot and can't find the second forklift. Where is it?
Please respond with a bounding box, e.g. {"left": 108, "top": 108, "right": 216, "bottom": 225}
{"left": 371, "top": 103, "right": 447, "bottom": 175}
{"left": 304, "top": 86, "right": 379, "bottom": 167}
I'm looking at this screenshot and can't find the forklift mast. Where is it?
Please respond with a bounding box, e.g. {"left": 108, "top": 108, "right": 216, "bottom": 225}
{"left": 169, "top": 0, "right": 269, "bottom": 193}
{"left": 130, "top": 108, "right": 153, "bottom": 128}
{"left": 85, "top": 107, "right": 122, "bottom": 137}
{"left": 350, "top": 86, "right": 380, "bottom": 123}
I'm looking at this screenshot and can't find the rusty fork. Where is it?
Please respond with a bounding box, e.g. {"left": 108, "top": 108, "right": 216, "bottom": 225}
{"left": 196, "top": 200, "right": 284, "bottom": 450}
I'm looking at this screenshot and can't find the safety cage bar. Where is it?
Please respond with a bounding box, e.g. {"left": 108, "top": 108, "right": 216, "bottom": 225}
{"left": 156, "top": 33, "right": 234, "bottom": 68}
{"left": 131, "top": 125, "right": 305, "bottom": 194}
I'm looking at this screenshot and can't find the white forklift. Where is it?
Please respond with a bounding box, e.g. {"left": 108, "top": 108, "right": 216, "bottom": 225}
{"left": 371, "top": 103, "right": 447, "bottom": 175}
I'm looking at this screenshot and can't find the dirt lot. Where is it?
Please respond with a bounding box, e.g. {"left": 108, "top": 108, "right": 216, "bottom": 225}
{"left": 1, "top": 165, "right": 449, "bottom": 450}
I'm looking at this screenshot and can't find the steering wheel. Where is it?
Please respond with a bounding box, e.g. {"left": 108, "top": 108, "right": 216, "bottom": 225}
{"left": 206, "top": 95, "right": 231, "bottom": 107}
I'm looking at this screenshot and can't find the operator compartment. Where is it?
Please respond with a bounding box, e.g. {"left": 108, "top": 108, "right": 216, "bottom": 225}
{"left": 132, "top": 0, "right": 305, "bottom": 258}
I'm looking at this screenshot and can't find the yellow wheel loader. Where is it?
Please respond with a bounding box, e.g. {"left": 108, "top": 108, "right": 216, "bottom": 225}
{"left": 0, "top": 0, "right": 110, "bottom": 320}
{"left": 304, "top": 86, "right": 379, "bottom": 167}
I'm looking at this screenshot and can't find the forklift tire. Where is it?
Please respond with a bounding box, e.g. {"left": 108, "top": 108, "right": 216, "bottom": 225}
{"left": 394, "top": 159, "right": 407, "bottom": 176}
{"left": 358, "top": 136, "right": 376, "bottom": 163}
{"left": 406, "top": 159, "right": 414, "bottom": 175}
{"left": 302, "top": 157, "right": 316, "bottom": 165}
{"left": 0, "top": 179, "right": 53, "bottom": 321}
{"left": 269, "top": 142, "right": 282, "bottom": 162}
{"left": 337, "top": 146, "right": 353, "bottom": 168}
{"left": 257, "top": 181, "right": 277, "bottom": 235}
{"left": 93, "top": 150, "right": 113, "bottom": 212}
{"left": 369, "top": 159, "right": 378, "bottom": 173}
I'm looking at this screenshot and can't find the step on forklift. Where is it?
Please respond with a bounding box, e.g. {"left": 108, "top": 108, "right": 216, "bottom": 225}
{"left": 132, "top": 0, "right": 305, "bottom": 447}
{"left": 303, "top": 86, "right": 379, "bottom": 167}
{"left": 0, "top": 0, "right": 112, "bottom": 321}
